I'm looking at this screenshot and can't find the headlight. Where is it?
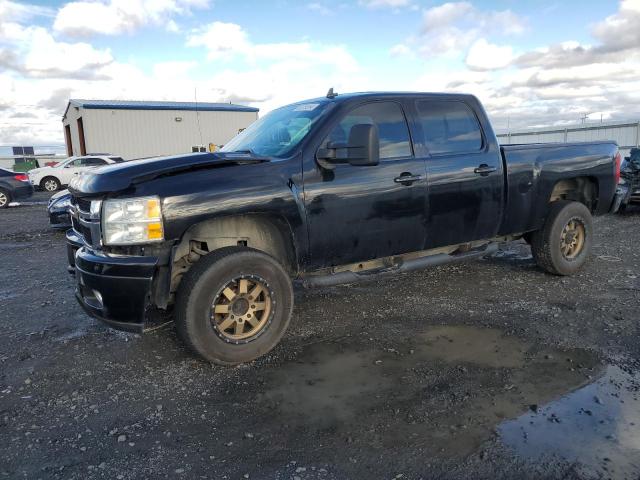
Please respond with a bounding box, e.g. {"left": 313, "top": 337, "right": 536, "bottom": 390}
{"left": 102, "top": 196, "right": 164, "bottom": 245}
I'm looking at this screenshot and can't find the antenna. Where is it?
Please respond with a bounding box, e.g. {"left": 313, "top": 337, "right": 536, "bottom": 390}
{"left": 194, "top": 86, "right": 203, "bottom": 147}
{"left": 326, "top": 87, "right": 338, "bottom": 99}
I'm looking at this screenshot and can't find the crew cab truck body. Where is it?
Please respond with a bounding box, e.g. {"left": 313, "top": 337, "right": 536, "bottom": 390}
{"left": 66, "top": 92, "right": 622, "bottom": 364}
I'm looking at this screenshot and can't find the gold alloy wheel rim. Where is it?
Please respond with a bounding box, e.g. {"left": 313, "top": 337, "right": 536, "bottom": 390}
{"left": 560, "top": 218, "right": 586, "bottom": 259}
{"left": 211, "top": 276, "right": 272, "bottom": 342}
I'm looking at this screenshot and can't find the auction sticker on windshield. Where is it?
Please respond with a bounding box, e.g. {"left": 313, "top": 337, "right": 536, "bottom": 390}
{"left": 294, "top": 103, "right": 320, "bottom": 111}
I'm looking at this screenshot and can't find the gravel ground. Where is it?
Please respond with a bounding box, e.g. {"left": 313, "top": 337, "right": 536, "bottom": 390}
{"left": 1, "top": 192, "right": 639, "bottom": 480}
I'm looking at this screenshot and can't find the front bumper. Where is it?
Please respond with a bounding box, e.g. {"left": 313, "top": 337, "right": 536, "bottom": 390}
{"left": 66, "top": 230, "right": 158, "bottom": 333}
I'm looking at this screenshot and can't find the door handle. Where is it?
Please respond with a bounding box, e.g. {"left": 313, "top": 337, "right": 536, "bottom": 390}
{"left": 394, "top": 173, "right": 424, "bottom": 185}
{"left": 474, "top": 164, "right": 497, "bottom": 176}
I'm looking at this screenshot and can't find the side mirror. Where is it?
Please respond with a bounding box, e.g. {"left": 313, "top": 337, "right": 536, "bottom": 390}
{"left": 317, "top": 123, "right": 379, "bottom": 167}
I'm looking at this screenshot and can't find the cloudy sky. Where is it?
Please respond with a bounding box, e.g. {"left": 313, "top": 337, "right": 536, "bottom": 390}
{"left": 1, "top": 0, "right": 639, "bottom": 146}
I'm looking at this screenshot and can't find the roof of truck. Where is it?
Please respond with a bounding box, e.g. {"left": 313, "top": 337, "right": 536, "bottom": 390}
{"left": 286, "top": 91, "right": 476, "bottom": 106}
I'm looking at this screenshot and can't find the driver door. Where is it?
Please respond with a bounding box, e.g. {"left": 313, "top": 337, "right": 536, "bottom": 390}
{"left": 303, "top": 101, "right": 429, "bottom": 269}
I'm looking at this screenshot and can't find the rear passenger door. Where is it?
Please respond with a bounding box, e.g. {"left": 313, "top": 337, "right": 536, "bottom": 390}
{"left": 414, "top": 99, "right": 503, "bottom": 248}
{"left": 303, "top": 101, "right": 429, "bottom": 268}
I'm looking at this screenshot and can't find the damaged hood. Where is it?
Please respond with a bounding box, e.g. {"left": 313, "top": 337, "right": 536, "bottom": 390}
{"left": 68, "top": 152, "right": 268, "bottom": 196}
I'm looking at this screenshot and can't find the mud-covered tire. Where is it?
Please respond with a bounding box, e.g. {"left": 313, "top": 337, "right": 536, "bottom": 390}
{"left": 41, "top": 177, "right": 61, "bottom": 192}
{"left": 0, "top": 188, "right": 10, "bottom": 208}
{"left": 530, "top": 200, "right": 593, "bottom": 276}
{"left": 175, "top": 246, "right": 293, "bottom": 365}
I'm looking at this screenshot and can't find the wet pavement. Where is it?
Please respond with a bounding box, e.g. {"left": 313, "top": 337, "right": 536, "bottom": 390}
{"left": 500, "top": 364, "right": 640, "bottom": 479}
{"left": 1, "top": 195, "right": 640, "bottom": 479}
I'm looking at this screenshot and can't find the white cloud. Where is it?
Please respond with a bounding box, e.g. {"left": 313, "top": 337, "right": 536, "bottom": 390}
{"left": 53, "top": 0, "right": 210, "bottom": 37}
{"left": 592, "top": 0, "right": 640, "bottom": 51}
{"left": 422, "top": 2, "right": 474, "bottom": 31}
{"left": 402, "top": 2, "right": 526, "bottom": 59}
{"left": 0, "top": 25, "right": 113, "bottom": 79}
{"left": 186, "top": 22, "right": 359, "bottom": 74}
{"left": 184, "top": 22, "right": 363, "bottom": 113}
{"left": 186, "top": 22, "right": 249, "bottom": 60}
{"left": 465, "top": 39, "right": 513, "bottom": 71}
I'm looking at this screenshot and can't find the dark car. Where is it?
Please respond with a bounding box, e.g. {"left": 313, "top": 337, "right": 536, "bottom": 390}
{"left": 0, "top": 168, "right": 33, "bottom": 208}
{"left": 618, "top": 148, "right": 640, "bottom": 211}
{"left": 48, "top": 189, "right": 72, "bottom": 228}
{"left": 65, "top": 91, "right": 622, "bottom": 365}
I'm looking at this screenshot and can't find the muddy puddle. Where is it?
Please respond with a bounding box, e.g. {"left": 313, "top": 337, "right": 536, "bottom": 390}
{"left": 500, "top": 364, "right": 640, "bottom": 479}
{"left": 255, "top": 326, "right": 606, "bottom": 462}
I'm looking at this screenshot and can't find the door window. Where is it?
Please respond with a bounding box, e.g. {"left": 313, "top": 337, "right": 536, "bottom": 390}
{"left": 68, "top": 159, "right": 84, "bottom": 167}
{"left": 416, "top": 101, "right": 483, "bottom": 155}
{"left": 326, "top": 102, "right": 412, "bottom": 160}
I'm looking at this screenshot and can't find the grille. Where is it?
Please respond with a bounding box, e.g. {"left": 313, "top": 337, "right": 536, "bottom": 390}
{"left": 73, "top": 196, "right": 92, "bottom": 213}
{"left": 71, "top": 197, "right": 101, "bottom": 247}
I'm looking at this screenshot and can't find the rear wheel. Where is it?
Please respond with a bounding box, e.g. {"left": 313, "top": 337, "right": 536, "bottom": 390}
{"left": 175, "top": 246, "right": 294, "bottom": 365}
{"left": 530, "top": 200, "right": 593, "bottom": 276}
{"left": 0, "top": 188, "right": 10, "bottom": 208}
{"left": 41, "top": 177, "right": 60, "bottom": 192}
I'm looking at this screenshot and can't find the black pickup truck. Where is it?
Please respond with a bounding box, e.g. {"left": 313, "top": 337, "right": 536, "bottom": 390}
{"left": 67, "top": 91, "right": 622, "bottom": 364}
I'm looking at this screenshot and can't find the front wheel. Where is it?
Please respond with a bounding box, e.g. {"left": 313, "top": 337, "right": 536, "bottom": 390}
{"left": 175, "top": 247, "right": 294, "bottom": 365}
{"left": 530, "top": 200, "right": 593, "bottom": 276}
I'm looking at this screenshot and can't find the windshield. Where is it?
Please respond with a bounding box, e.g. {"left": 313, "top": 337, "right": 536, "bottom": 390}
{"left": 221, "top": 101, "right": 332, "bottom": 158}
{"left": 55, "top": 158, "right": 73, "bottom": 168}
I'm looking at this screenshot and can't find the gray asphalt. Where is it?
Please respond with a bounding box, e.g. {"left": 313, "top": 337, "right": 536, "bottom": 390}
{"left": 1, "top": 192, "right": 639, "bottom": 479}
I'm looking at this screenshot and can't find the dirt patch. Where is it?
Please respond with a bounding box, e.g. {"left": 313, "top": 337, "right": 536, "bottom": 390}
{"left": 257, "top": 326, "right": 600, "bottom": 463}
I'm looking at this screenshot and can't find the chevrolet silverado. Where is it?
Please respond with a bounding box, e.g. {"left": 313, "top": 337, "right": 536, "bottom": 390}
{"left": 66, "top": 91, "right": 622, "bottom": 364}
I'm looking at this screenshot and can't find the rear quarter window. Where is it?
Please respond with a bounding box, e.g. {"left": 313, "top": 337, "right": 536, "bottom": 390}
{"left": 416, "top": 100, "right": 483, "bottom": 155}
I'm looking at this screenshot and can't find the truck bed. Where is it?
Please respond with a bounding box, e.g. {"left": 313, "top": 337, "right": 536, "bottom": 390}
{"left": 498, "top": 141, "right": 618, "bottom": 236}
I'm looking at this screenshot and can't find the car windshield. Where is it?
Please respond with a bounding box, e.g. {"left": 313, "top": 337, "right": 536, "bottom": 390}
{"left": 221, "top": 101, "right": 333, "bottom": 158}
{"left": 55, "top": 158, "right": 73, "bottom": 168}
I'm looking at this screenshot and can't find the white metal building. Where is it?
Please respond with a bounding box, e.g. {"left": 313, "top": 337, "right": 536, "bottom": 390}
{"left": 497, "top": 120, "right": 640, "bottom": 158}
{"left": 62, "top": 100, "right": 259, "bottom": 160}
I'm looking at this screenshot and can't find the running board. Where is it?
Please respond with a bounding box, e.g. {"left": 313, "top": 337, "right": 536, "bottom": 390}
{"left": 297, "top": 243, "right": 498, "bottom": 289}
